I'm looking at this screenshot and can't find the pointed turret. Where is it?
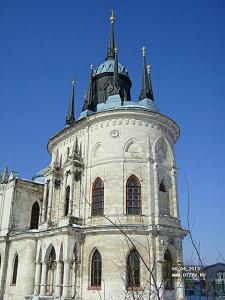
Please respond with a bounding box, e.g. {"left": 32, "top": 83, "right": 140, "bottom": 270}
{"left": 139, "top": 47, "right": 154, "bottom": 101}
{"left": 1, "top": 166, "right": 9, "bottom": 183}
{"left": 147, "top": 64, "right": 154, "bottom": 101}
{"left": 105, "top": 10, "right": 116, "bottom": 60}
{"left": 83, "top": 65, "right": 93, "bottom": 111}
{"left": 66, "top": 77, "right": 75, "bottom": 126}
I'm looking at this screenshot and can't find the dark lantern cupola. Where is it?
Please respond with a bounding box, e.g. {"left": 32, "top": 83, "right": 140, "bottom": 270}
{"left": 82, "top": 11, "right": 132, "bottom": 112}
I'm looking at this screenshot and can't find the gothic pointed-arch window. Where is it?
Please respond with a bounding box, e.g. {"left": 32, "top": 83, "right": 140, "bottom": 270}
{"left": 92, "top": 178, "right": 104, "bottom": 216}
{"left": 64, "top": 186, "right": 70, "bottom": 216}
{"left": 12, "top": 254, "right": 18, "bottom": 285}
{"left": 91, "top": 249, "right": 102, "bottom": 287}
{"left": 126, "top": 175, "right": 141, "bottom": 215}
{"left": 163, "top": 249, "right": 174, "bottom": 290}
{"left": 47, "top": 247, "right": 56, "bottom": 295}
{"left": 126, "top": 249, "right": 140, "bottom": 288}
{"left": 30, "top": 201, "right": 40, "bottom": 229}
{"left": 159, "top": 180, "right": 170, "bottom": 216}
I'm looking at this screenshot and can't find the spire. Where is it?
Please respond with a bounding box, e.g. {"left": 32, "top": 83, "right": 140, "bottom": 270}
{"left": 139, "top": 47, "right": 154, "bottom": 101}
{"left": 105, "top": 10, "right": 116, "bottom": 60}
{"left": 66, "top": 77, "right": 75, "bottom": 126}
{"left": 147, "top": 64, "right": 154, "bottom": 101}
{"left": 83, "top": 64, "right": 94, "bottom": 111}
{"left": 1, "top": 166, "right": 9, "bottom": 183}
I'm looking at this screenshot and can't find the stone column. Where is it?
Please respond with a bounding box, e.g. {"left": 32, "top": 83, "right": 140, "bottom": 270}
{"left": 61, "top": 172, "right": 68, "bottom": 217}
{"left": 171, "top": 167, "right": 179, "bottom": 218}
{"left": 33, "top": 262, "right": 42, "bottom": 295}
{"left": 153, "top": 162, "right": 159, "bottom": 222}
{"left": 156, "top": 237, "right": 164, "bottom": 299}
{"left": 40, "top": 262, "right": 47, "bottom": 296}
{"left": 75, "top": 260, "right": 81, "bottom": 299}
{"left": 41, "top": 182, "right": 48, "bottom": 222}
{"left": 54, "top": 261, "right": 63, "bottom": 298}
{"left": 47, "top": 179, "right": 54, "bottom": 222}
{"left": 176, "top": 276, "right": 185, "bottom": 300}
{"left": 176, "top": 244, "right": 185, "bottom": 299}
{"left": 62, "top": 260, "right": 70, "bottom": 298}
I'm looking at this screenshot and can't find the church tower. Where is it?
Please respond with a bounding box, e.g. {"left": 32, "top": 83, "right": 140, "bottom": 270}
{"left": 0, "top": 12, "right": 187, "bottom": 300}
{"left": 36, "top": 12, "right": 187, "bottom": 300}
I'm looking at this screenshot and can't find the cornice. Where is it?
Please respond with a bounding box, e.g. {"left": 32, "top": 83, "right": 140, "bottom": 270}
{"left": 48, "top": 109, "right": 180, "bottom": 153}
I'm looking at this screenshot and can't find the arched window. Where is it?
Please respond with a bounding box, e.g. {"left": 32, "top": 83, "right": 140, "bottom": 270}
{"left": 126, "top": 175, "right": 141, "bottom": 214}
{"left": 12, "top": 254, "right": 18, "bottom": 285}
{"left": 126, "top": 249, "right": 140, "bottom": 288}
{"left": 30, "top": 201, "right": 40, "bottom": 229}
{"left": 159, "top": 180, "right": 170, "bottom": 216}
{"left": 91, "top": 249, "right": 102, "bottom": 287}
{"left": 65, "top": 186, "right": 70, "bottom": 216}
{"left": 47, "top": 247, "right": 56, "bottom": 295}
{"left": 163, "top": 250, "right": 173, "bottom": 290}
{"left": 92, "top": 178, "right": 104, "bottom": 216}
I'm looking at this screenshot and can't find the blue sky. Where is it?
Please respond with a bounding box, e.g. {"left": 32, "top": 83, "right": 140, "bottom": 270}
{"left": 1, "top": 0, "right": 225, "bottom": 264}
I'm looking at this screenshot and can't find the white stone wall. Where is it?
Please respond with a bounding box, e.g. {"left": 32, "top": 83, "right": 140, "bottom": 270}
{"left": 0, "top": 108, "right": 186, "bottom": 300}
{"left": 3, "top": 238, "right": 37, "bottom": 300}
{"left": 47, "top": 109, "right": 179, "bottom": 227}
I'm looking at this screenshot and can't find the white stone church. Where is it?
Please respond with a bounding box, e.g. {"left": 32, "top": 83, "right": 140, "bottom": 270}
{"left": 0, "top": 13, "right": 187, "bottom": 300}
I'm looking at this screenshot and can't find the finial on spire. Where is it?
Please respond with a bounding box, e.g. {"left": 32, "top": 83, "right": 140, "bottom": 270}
{"left": 142, "top": 46, "right": 146, "bottom": 57}
{"left": 110, "top": 10, "right": 115, "bottom": 23}
{"left": 66, "top": 77, "right": 75, "bottom": 126}
{"left": 139, "top": 47, "right": 154, "bottom": 101}
{"left": 106, "top": 10, "right": 116, "bottom": 60}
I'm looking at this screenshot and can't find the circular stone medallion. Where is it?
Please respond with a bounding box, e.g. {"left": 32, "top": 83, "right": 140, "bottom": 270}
{"left": 110, "top": 129, "right": 120, "bottom": 138}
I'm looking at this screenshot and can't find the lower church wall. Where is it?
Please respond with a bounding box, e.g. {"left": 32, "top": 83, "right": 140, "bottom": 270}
{"left": 3, "top": 238, "right": 37, "bottom": 300}
{"left": 81, "top": 232, "right": 153, "bottom": 300}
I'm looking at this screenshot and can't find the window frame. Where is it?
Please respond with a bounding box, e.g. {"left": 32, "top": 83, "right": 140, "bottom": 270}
{"left": 90, "top": 249, "right": 102, "bottom": 289}
{"left": 64, "top": 185, "right": 70, "bottom": 216}
{"left": 126, "top": 175, "right": 141, "bottom": 215}
{"left": 91, "top": 178, "right": 104, "bottom": 217}
{"left": 30, "top": 201, "right": 40, "bottom": 229}
{"left": 126, "top": 249, "right": 141, "bottom": 289}
{"left": 11, "top": 253, "right": 18, "bottom": 285}
{"left": 163, "top": 249, "right": 174, "bottom": 290}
